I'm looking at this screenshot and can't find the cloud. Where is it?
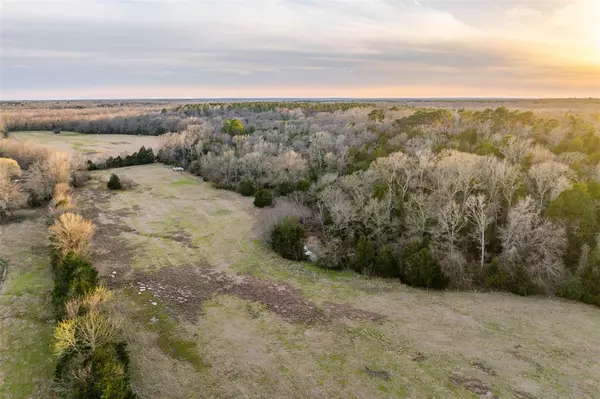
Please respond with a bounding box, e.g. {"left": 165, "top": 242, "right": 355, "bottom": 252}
{"left": 1, "top": 0, "right": 598, "bottom": 99}
{"left": 505, "top": 6, "right": 542, "bottom": 18}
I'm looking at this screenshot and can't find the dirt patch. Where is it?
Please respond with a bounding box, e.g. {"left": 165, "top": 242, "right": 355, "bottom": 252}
{"left": 363, "top": 366, "right": 391, "bottom": 381}
{"left": 125, "top": 266, "right": 384, "bottom": 326}
{"left": 471, "top": 359, "right": 497, "bottom": 376}
{"left": 136, "top": 231, "right": 195, "bottom": 248}
{"left": 127, "top": 265, "right": 234, "bottom": 319}
{"left": 323, "top": 301, "right": 386, "bottom": 323}
{"left": 230, "top": 277, "right": 329, "bottom": 324}
{"left": 513, "top": 389, "right": 536, "bottom": 399}
{"left": 449, "top": 371, "right": 497, "bottom": 398}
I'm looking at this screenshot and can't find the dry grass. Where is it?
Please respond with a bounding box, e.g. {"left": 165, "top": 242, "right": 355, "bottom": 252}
{"left": 29, "top": 150, "right": 71, "bottom": 199}
{"left": 71, "top": 164, "right": 600, "bottom": 399}
{"left": 49, "top": 212, "right": 95, "bottom": 257}
{"left": 0, "top": 168, "right": 21, "bottom": 218}
{"left": 0, "top": 138, "right": 49, "bottom": 168}
{"left": 0, "top": 157, "right": 21, "bottom": 178}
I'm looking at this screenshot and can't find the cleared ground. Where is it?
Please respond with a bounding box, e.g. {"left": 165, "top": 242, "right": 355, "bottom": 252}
{"left": 0, "top": 209, "right": 55, "bottom": 398}
{"left": 8, "top": 131, "right": 159, "bottom": 160}
{"left": 70, "top": 164, "right": 600, "bottom": 399}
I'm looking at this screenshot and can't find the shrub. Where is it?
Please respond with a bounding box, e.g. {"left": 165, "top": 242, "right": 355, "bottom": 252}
{"left": 351, "top": 236, "right": 376, "bottom": 273}
{"left": 482, "top": 259, "right": 512, "bottom": 291}
{"left": 481, "top": 260, "right": 536, "bottom": 296}
{"left": 375, "top": 245, "right": 399, "bottom": 278}
{"left": 0, "top": 138, "right": 48, "bottom": 168}
{"left": 557, "top": 276, "right": 584, "bottom": 301}
{"left": 0, "top": 169, "right": 21, "bottom": 219}
{"left": 509, "top": 264, "right": 536, "bottom": 296}
{"left": 270, "top": 217, "right": 306, "bottom": 261}
{"left": 53, "top": 182, "right": 72, "bottom": 199}
{"left": 119, "top": 177, "right": 136, "bottom": 190}
{"left": 0, "top": 157, "right": 21, "bottom": 179}
{"left": 71, "top": 171, "right": 90, "bottom": 187}
{"left": 29, "top": 151, "right": 71, "bottom": 199}
{"left": 239, "top": 180, "right": 256, "bottom": 196}
{"left": 254, "top": 188, "right": 273, "bottom": 208}
{"left": 52, "top": 253, "right": 98, "bottom": 316}
{"left": 579, "top": 264, "right": 600, "bottom": 306}
{"left": 49, "top": 213, "right": 95, "bottom": 257}
{"left": 26, "top": 190, "right": 43, "bottom": 208}
{"left": 401, "top": 240, "right": 446, "bottom": 289}
{"left": 107, "top": 174, "right": 122, "bottom": 190}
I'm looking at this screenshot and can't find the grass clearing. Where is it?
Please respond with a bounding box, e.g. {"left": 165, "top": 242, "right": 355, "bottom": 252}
{"left": 8, "top": 131, "right": 159, "bottom": 160}
{"left": 66, "top": 163, "right": 600, "bottom": 399}
{"left": 0, "top": 210, "right": 55, "bottom": 398}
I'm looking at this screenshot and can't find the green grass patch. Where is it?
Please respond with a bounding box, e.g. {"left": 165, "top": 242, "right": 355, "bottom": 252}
{"left": 171, "top": 179, "right": 197, "bottom": 186}
{"left": 128, "top": 289, "right": 208, "bottom": 372}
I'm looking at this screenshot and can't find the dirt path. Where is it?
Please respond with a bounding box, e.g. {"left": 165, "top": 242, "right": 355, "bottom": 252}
{"left": 0, "top": 210, "right": 55, "bottom": 398}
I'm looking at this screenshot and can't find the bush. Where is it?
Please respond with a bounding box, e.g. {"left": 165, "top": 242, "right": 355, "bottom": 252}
{"left": 509, "top": 264, "right": 536, "bottom": 296}
{"left": 56, "top": 343, "right": 136, "bottom": 399}
{"left": 107, "top": 174, "right": 122, "bottom": 190}
{"left": 0, "top": 169, "right": 20, "bottom": 219}
{"left": 254, "top": 189, "right": 273, "bottom": 208}
{"left": 557, "top": 276, "right": 584, "bottom": 301}
{"left": 400, "top": 240, "right": 446, "bottom": 289}
{"left": 52, "top": 253, "right": 98, "bottom": 316}
{"left": 239, "top": 180, "right": 256, "bottom": 196}
{"left": 351, "top": 236, "right": 376, "bottom": 273}
{"left": 0, "top": 157, "right": 21, "bottom": 179}
{"left": 27, "top": 190, "right": 43, "bottom": 208}
{"left": 578, "top": 264, "right": 600, "bottom": 306}
{"left": 49, "top": 213, "right": 95, "bottom": 257}
{"left": 375, "top": 245, "right": 399, "bottom": 278}
{"left": 481, "top": 260, "right": 536, "bottom": 296}
{"left": 482, "top": 259, "right": 512, "bottom": 291}
{"left": 270, "top": 217, "right": 306, "bottom": 261}
{"left": 71, "top": 171, "right": 90, "bottom": 187}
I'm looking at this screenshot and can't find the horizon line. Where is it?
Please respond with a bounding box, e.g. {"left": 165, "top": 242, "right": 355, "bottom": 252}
{"left": 3, "top": 96, "right": 600, "bottom": 102}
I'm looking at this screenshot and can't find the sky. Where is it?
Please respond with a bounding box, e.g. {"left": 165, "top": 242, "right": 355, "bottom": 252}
{"left": 0, "top": 0, "right": 599, "bottom": 100}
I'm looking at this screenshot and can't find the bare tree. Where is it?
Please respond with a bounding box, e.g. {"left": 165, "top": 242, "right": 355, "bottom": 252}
{"left": 501, "top": 136, "right": 532, "bottom": 164}
{"left": 466, "top": 194, "right": 495, "bottom": 268}
{"left": 527, "top": 161, "right": 574, "bottom": 208}
{"left": 500, "top": 197, "right": 567, "bottom": 287}
{"left": 431, "top": 200, "right": 468, "bottom": 285}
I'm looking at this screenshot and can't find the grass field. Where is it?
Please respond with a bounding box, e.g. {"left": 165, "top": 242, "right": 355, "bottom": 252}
{"left": 64, "top": 164, "right": 600, "bottom": 399}
{"left": 0, "top": 210, "right": 55, "bottom": 398}
{"left": 8, "top": 131, "right": 159, "bottom": 160}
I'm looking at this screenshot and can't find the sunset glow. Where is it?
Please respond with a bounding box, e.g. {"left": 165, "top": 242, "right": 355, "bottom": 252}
{"left": 1, "top": 0, "right": 599, "bottom": 99}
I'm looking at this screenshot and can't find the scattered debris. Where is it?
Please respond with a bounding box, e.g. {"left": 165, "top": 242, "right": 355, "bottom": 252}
{"left": 150, "top": 316, "right": 158, "bottom": 324}
{"left": 513, "top": 389, "right": 536, "bottom": 399}
{"left": 471, "top": 360, "right": 497, "bottom": 376}
{"left": 323, "top": 302, "right": 386, "bottom": 323}
{"left": 449, "top": 371, "right": 497, "bottom": 398}
{"left": 363, "top": 366, "right": 391, "bottom": 381}
{"left": 303, "top": 245, "right": 317, "bottom": 262}
{"left": 172, "top": 167, "right": 184, "bottom": 172}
